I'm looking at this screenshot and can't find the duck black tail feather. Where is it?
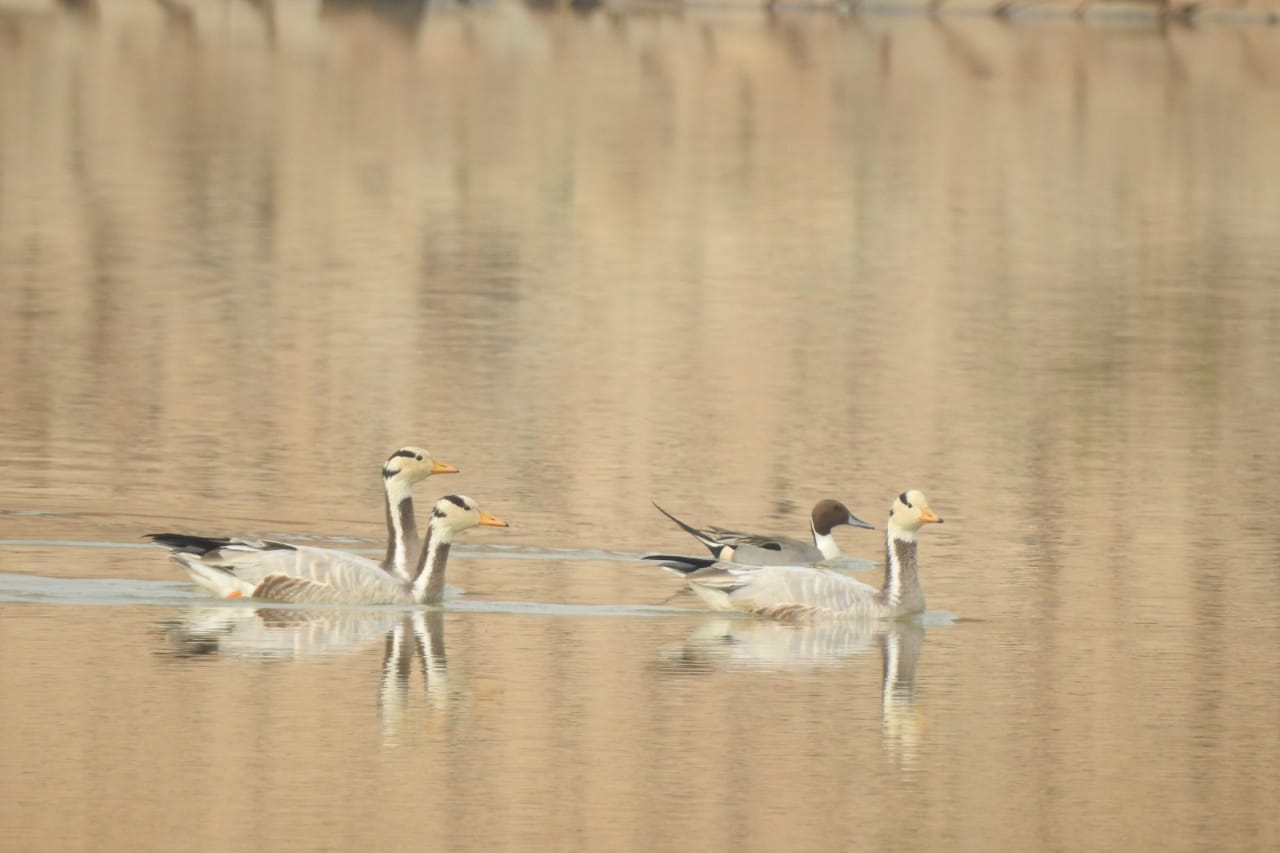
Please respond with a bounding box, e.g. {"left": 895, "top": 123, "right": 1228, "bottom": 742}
{"left": 641, "top": 553, "right": 720, "bottom": 575}
{"left": 650, "top": 501, "right": 723, "bottom": 557}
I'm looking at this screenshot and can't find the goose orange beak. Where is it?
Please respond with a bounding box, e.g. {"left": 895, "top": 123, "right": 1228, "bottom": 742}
{"left": 431, "top": 460, "right": 460, "bottom": 475}
{"left": 919, "top": 507, "right": 942, "bottom": 524}
{"left": 478, "top": 512, "right": 508, "bottom": 528}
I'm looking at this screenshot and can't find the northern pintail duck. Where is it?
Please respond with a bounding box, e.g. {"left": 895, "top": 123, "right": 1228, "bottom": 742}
{"left": 647, "top": 490, "right": 942, "bottom": 621}
{"left": 651, "top": 498, "right": 875, "bottom": 566}
{"left": 151, "top": 495, "right": 507, "bottom": 605}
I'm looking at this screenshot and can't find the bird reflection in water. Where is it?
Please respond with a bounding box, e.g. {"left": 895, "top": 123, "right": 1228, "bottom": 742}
{"left": 658, "top": 617, "right": 930, "bottom": 767}
{"left": 154, "top": 607, "right": 457, "bottom": 746}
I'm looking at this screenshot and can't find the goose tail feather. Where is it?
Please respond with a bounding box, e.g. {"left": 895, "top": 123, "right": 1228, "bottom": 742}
{"left": 168, "top": 553, "right": 256, "bottom": 599}
{"left": 147, "top": 532, "right": 237, "bottom": 555}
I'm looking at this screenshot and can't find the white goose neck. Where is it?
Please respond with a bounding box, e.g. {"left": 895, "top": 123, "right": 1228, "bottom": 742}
{"left": 880, "top": 528, "right": 925, "bottom": 615}
{"left": 385, "top": 476, "right": 415, "bottom": 506}
{"left": 383, "top": 485, "right": 419, "bottom": 583}
{"left": 411, "top": 522, "right": 457, "bottom": 604}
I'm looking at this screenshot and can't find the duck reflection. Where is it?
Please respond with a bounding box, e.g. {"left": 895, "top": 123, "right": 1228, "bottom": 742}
{"left": 155, "top": 607, "right": 456, "bottom": 744}
{"left": 661, "top": 617, "right": 927, "bottom": 765}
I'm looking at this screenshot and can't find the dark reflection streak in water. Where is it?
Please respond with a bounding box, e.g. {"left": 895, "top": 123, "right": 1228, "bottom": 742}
{"left": 1190, "top": 564, "right": 1226, "bottom": 842}
{"left": 154, "top": 0, "right": 196, "bottom": 39}
{"left": 1237, "top": 29, "right": 1278, "bottom": 87}
{"left": 321, "top": 0, "right": 433, "bottom": 36}
{"left": 238, "top": 0, "right": 278, "bottom": 49}
{"left": 1025, "top": 423, "right": 1063, "bottom": 848}
{"left": 931, "top": 18, "right": 994, "bottom": 81}
{"left": 56, "top": 0, "right": 98, "bottom": 22}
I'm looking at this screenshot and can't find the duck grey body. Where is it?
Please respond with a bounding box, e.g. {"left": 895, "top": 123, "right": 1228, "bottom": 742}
{"left": 652, "top": 498, "right": 875, "bottom": 566}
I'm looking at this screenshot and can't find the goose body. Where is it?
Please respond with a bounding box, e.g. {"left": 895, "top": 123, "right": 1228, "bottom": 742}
{"left": 651, "top": 498, "right": 875, "bottom": 566}
{"left": 152, "top": 495, "right": 507, "bottom": 605}
{"left": 649, "top": 490, "right": 941, "bottom": 622}
{"left": 148, "top": 446, "right": 456, "bottom": 596}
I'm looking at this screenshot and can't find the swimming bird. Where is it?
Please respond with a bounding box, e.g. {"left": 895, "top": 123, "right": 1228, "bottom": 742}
{"left": 148, "top": 445, "right": 456, "bottom": 586}
{"left": 379, "top": 447, "right": 459, "bottom": 582}
{"left": 150, "top": 495, "right": 507, "bottom": 605}
{"left": 647, "top": 490, "right": 941, "bottom": 621}
{"left": 651, "top": 498, "right": 875, "bottom": 566}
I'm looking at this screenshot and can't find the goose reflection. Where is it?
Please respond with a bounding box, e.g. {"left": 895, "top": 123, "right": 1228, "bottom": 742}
{"left": 660, "top": 617, "right": 928, "bottom": 765}
{"left": 378, "top": 610, "right": 453, "bottom": 742}
{"left": 155, "top": 607, "right": 457, "bottom": 744}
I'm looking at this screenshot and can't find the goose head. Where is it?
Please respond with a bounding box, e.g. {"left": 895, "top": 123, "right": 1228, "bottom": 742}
{"left": 428, "top": 494, "right": 508, "bottom": 542}
{"left": 382, "top": 446, "right": 459, "bottom": 488}
{"left": 887, "top": 490, "right": 942, "bottom": 540}
{"left": 811, "top": 499, "right": 875, "bottom": 534}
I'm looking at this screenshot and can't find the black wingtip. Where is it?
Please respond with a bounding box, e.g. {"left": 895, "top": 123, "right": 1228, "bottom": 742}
{"left": 146, "top": 532, "right": 232, "bottom": 556}
{"left": 642, "top": 553, "right": 719, "bottom": 575}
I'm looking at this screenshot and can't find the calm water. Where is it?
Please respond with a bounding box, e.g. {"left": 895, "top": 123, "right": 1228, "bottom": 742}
{"left": 2, "top": 1, "right": 1279, "bottom": 850}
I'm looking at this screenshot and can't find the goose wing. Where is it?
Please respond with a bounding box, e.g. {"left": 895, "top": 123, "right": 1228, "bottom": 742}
{"left": 227, "top": 546, "right": 409, "bottom": 604}
{"left": 153, "top": 535, "right": 409, "bottom": 604}
{"left": 686, "top": 564, "right": 883, "bottom": 621}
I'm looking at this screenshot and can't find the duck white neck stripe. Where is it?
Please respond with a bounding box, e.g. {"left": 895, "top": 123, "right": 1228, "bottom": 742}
{"left": 811, "top": 526, "right": 841, "bottom": 560}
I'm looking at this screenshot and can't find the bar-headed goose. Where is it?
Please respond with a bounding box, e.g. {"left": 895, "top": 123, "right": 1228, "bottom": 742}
{"left": 380, "top": 447, "right": 459, "bottom": 582}
{"left": 149, "top": 446, "right": 458, "bottom": 586}
{"left": 151, "top": 495, "right": 507, "bottom": 605}
{"left": 647, "top": 490, "right": 942, "bottom": 621}
{"left": 651, "top": 498, "right": 875, "bottom": 566}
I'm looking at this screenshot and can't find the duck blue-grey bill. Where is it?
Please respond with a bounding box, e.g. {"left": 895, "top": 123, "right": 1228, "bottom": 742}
{"left": 847, "top": 513, "right": 876, "bottom": 531}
